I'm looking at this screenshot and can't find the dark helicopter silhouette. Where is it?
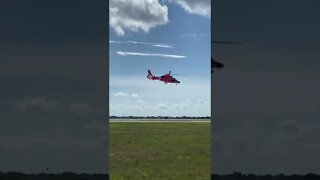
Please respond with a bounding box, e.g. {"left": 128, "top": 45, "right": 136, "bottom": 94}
{"left": 211, "top": 41, "right": 242, "bottom": 73}
{"left": 211, "top": 58, "right": 224, "bottom": 73}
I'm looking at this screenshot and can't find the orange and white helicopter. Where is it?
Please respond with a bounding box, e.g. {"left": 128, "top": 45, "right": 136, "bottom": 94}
{"left": 147, "top": 70, "right": 181, "bottom": 85}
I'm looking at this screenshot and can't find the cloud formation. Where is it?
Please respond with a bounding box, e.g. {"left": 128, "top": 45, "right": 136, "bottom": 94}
{"left": 110, "top": 98, "right": 210, "bottom": 117}
{"left": 113, "top": 92, "right": 129, "bottom": 97}
{"left": 152, "top": 44, "right": 173, "bottom": 48}
{"left": 172, "top": 0, "right": 211, "bottom": 17}
{"left": 113, "top": 92, "right": 140, "bottom": 98}
{"left": 116, "top": 51, "right": 186, "bottom": 58}
{"left": 109, "top": 75, "right": 211, "bottom": 117}
{"left": 179, "top": 33, "right": 206, "bottom": 38}
{"left": 130, "top": 93, "right": 139, "bottom": 98}
{"left": 110, "top": 0, "right": 169, "bottom": 36}
{"left": 109, "top": 40, "right": 174, "bottom": 48}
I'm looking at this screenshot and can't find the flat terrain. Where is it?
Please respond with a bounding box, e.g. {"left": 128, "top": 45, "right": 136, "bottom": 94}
{"left": 110, "top": 120, "right": 211, "bottom": 180}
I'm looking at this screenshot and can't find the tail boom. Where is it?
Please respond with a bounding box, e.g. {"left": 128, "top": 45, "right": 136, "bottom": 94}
{"left": 147, "top": 70, "right": 158, "bottom": 80}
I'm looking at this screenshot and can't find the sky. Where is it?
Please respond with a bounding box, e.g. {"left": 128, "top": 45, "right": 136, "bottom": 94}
{"left": 109, "top": 0, "right": 211, "bottom": 117}
{"left": 212, "top": 0, "right": 320, "bottom": 175}
{"left": 0, "top": 0, "right": 108, "bottom": 174}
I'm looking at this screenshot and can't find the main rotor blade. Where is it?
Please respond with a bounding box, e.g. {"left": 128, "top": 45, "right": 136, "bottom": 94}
{"left": 172, "top": 74, "right": 186, "bottom": 76}
{"left": 211, "top": 41, "right": 242, "bottom": 45}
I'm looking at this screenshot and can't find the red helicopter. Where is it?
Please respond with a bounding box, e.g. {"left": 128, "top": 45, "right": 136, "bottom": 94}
{"left": 147, "top": 70, "right": 181, "bottom": 85}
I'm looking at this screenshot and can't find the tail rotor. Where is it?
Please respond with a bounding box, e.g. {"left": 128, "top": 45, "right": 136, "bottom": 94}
{"left": 147, "top": 70, "right": 153, "bottom": 79}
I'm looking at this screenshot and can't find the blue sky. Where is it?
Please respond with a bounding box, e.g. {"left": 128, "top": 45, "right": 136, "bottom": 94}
{"left": 109, "top": 0, "right": 211, "bottom": 116}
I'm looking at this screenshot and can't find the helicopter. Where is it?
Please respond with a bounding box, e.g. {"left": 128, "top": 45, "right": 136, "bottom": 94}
{"left": 211, "top": 58, "right": 224, "bottom": 73}
{"left": 147, "top": 70, "right": 180, "bottom": 85}
{"left": 211, "top": 41, "right": 242, "bottom": 73}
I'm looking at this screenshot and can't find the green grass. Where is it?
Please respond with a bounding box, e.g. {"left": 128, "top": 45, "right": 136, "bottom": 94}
{"left": 110, "top": 120, "right": 211, "bottom": 180}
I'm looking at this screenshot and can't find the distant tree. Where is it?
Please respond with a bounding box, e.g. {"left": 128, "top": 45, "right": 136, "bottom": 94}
{"left": 232, "top": 171, "right": 242, "bottom": 177}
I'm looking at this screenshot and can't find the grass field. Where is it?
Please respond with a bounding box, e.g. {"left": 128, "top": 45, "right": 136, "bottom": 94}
{"left": 110, "top": 120, "right": 211, "bottom": 180}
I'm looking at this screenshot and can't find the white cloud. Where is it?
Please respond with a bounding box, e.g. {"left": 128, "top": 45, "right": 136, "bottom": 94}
{"left": 194, "top": 99, "right": 210, "bottom": 108}
{"left": 113, "top": 92, "right": 140, "bottom": 98}
{"left": 157, "top": 101, "right": 169, "bottom": 109}
{"left": 127, "top": 40, "right": 152, "bottom": 45}
{"left": 110, "top": 99, "right": 210, "bottom": 117}
{"left": 109, "top": 40, "right": 121, "bottom": 43}
{"left": 152, "top": 44, "right": 173, "bottom": 48}
{"left": 171, "top": 0, "right": 211, "bottom": 17}
{"left": 110, "top": 0, "right": 169, "bottom": 36}
{"left": 136, "top": 100, "right": 145, "bottom": 105}
{"left": 116, "top": 51, "right": 186, "bottom": 59}
{"left": 131, "top": 93, "right": 139, "bottom": 98}
{"left": 109, "top": 40, "right": 174, "bottom": 48}
{"left": 113, "top": 92, "right": 129, "bottom": 97}
{"left": 127, "top": 41, "right": 174, "bottom": 48}
{"left": 171, "top": 99, "right": 192, "bottom": 110}
{"left": 179, "top": 33, "right": 206, "bottom": 38}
